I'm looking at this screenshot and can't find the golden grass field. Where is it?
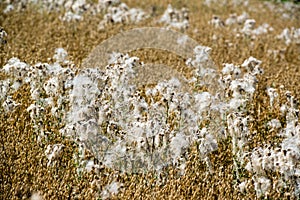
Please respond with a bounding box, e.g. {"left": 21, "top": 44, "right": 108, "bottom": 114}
{"left": 1, "top": 0, "right": 300, "bottom": 199}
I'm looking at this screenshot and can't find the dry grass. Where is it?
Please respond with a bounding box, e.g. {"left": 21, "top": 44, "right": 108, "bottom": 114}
{"left": 0, "top": 0, "right": 300, "bottom": 199}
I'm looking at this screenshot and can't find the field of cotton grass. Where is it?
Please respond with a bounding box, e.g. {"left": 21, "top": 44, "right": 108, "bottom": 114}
{"left": 1, "top": 0, "right": 300, "bottom": 199}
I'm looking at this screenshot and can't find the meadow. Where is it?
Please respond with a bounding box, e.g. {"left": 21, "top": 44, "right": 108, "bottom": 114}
{"left": 0, "top": 0, "right": 300, "bottom": 199}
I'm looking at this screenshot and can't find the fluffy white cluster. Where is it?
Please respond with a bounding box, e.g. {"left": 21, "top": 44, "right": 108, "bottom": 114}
{"left": 98, "top": 2, "right": 147, "bottom": 30}
{"left": 1, "top": 49, "right": 75, "bottom": 143}
{"left": 2, "top": 0, "right": 148, "bottom": 23}
{"left": 225, "top": 80, "right": 300, "bottom": 197}
{"left": 267, "top": 87, "right": 279, "bottom": 108}
{"left": 2, "top": 95, "right": 20, "bottom": 113}
{"left": 277, "top": 27, "right": 300, "bottom": 45}
{"left": 241, "top": 19, "right": 257, "bottom": 36}
{"left": 53, "top": 47, "right": 70, "bottom": 64}
{"left": 208, "top": 15, "right": 225, "bottom": 28}
{"left": 217, "top": 55, "right": 297, "bottom": 198}
{"left": 159, "top": 4, "right": 189, "bottom": 31}
{"left": 245, "top": 91, "right": 300, "bottom": 197}
{"left": 217, "top": 57, "right": 263, "bottom": 184}
{"left": 209, "top": 12, "right": 249, "bottom": 28}
{"left": 225, "top": 12, "right": 249, "bottom": 26}
{"left": 189, "top": 50, "right": 266, "bottom": 178}
{"left": 193, "top": 55, "right": 266, "bottom": 198}
{"left": 0, "top": 27, "right": 7, "bottom": 45}
{"left": 241, "top": 19, "right": 273, "bottom": 37}
{"left": 209, "top": 13, "right": 273, "bottom": 39}
{"left": 186, "top": 45, "right": 219, "bottom": 92}
{"left": 1, "top": 58, "right": 30, "bottom": 113}
{"left": 65, "top": 50, "right": 219, "bottom": 173}
{"left": 220, "top": 56, "right": 263, "bottom": 110}
{"left": 3, "top": 0, "right": 91, "bottom": 16}
{"left": 0, "top": 46, "right": 223, "bottom": 173}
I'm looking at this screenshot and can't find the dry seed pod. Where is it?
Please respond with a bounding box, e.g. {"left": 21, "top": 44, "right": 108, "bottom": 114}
{"left": 0, "top": 27, "right": 7, "bottom": 45}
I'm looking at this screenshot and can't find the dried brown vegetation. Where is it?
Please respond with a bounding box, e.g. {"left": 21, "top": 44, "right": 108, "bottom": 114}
{"left": 1, "top": 0, "right": 300, "bottom": 199}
